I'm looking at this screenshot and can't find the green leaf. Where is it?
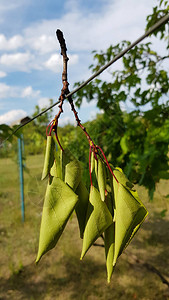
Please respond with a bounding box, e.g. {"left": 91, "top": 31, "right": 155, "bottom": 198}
{"left": 113, "top": 179, "right": 148, "bottom": 266}
{"left": 75, "top": 181, "right": 89, "bottom": 238}
{"left": 36, "top": 177, "right": 78, "bottom": 263}
{"left": 65, "top": 159, "right": 81, "bottom": 191}
{"left": 95, "top": 157, "right": 106, "bottom": 201}
{"left": 41, "top": 136, "right": 55, "bottom": 180}
{"left": 104, "top": 195, "right": 115, "bottom": 283}
{"left": 81, "top": 186, "right": 113, "bottom": 259}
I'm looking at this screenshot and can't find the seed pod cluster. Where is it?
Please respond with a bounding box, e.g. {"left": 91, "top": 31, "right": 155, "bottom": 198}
{"left": 36, "top": 135, "right": 148, "bottom": 282}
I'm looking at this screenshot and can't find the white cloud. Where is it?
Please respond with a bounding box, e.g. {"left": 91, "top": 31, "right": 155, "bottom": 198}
{"left": 0, "top": 52, "right": 34, "bottom": 72}
{"left": 23, "top": 0, "right": 155, "bottom": 53}
{"left": 21, "top": 86, "right": 40, "bottom": 98}
{"left": 44, "top": 53, "right": 78, "bottom": 72}
{"left": 27, "top": 35, "right": 58, "bottom": 54}
{"left": 0, "top": 109, "right": 27, "bottom": 125}
{"left": 38, "top": 97, "right": 51, "bottom": 109}
{"left": 0, "top": 34, "right": 24, "bottom": 51}
{"left": 0, "top": 71, "right": 6, "bottom": 78}
{"left": 0, "top": 82, "right": 40, "bottom": 99}
{"left": 44, "top": 53, "right": 62, "bottom": 73}
{"left": 0, "top": 83, "right": 11, "bottom": 98}
{"left": 0, "top": 0, "right": 27, "bottom": 12}
{"left": 59, "top": 115, "right": 74, "bottom": 126}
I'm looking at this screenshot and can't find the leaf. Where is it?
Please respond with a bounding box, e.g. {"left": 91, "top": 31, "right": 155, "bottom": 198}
{"left": 65, "top": 159, "right": 81, "bottom": 191}
{"left": 36, "top": 177, "right": 78, "bottom": 263}
{"left": 81, "top": 186, "right": 113, "bottom": 259}
{"left": 75, "top": 181, "right": 89, "bottom": 238}
{"left": 95, "top": 157, "right": 106, "bottom": 201}
{"left": 104, "top": 195, "right": 115, "bottom": 283}
{"left": 112, "top": 178, "right": 148, "bottom": 266}
{"left": 41, "top": 136, "right": 55, "bottom": 180}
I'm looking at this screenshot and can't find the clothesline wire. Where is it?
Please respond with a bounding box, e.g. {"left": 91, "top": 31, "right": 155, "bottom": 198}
{"left": 1, "top": 13, "right": 169, "bottom": 145}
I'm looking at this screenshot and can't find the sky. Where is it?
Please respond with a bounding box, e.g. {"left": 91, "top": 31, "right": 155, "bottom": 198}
{"left": 0, "top": 0, "right": 157, "bottom": 126}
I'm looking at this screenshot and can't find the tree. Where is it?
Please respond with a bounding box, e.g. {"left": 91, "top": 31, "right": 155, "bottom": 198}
{"left": 73, "top": 0, "right": 169, "bottom": 199}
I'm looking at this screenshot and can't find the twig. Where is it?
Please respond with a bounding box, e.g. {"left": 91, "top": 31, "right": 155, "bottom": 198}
{"left": 56, "top": 29, "right": 96, "bottom": 148}
{"left": 126, "top": 253, "right": 169, "bottom": 287}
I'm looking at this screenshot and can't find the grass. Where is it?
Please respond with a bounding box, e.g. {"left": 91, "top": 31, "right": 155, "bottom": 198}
{"left": 0, "top": 154, "right": 169, "bottom": 300}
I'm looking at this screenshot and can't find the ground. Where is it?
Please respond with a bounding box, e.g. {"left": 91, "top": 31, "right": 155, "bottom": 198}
{"left": 0, "top": 154, "right": 169, "bottom": 300}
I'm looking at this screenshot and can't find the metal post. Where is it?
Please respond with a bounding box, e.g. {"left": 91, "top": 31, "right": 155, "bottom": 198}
{"left": 18, "top": 134, "right": 25, "bottom": 222}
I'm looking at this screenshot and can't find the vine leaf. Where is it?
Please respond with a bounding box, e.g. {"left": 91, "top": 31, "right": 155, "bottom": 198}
{"left": 104, "top": 194, "right": 115, "bottom": 283}
{"left": 75, "top": 181, "right": 89, "bottom": 238}
{"left": 95, "top": 157, "right": 106, "bottom": 201}
{"left": 41, "top": 136, "right": 55, "bottom": 180}
{"left": 112, "top": 171, "right": 148, "bottom": 266}
{"left": 81, "top": 186, "right": 113, "bottom": 259}
{"left": 36, "top": 177, "right": 78, "bottom": 263}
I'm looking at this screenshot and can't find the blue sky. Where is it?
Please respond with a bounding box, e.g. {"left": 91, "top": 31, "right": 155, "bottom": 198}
{"left": 0, "top": 0, "right": 156, "bottom": 126}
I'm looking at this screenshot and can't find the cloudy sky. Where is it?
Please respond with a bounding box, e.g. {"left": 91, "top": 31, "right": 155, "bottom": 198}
{"left": 0, "top": 0, "right": 156, "bottom": 126}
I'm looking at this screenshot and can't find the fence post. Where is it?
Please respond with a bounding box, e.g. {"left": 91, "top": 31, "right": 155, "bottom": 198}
{"left": 18, "top": 134, "right": 25, "bottom": 222}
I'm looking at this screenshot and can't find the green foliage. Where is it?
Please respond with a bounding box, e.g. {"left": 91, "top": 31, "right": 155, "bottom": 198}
{"left": 73, "top": 0, "right": 169, "bottom": 199}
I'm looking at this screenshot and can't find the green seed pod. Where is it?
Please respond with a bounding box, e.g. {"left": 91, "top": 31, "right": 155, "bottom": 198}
{"left": 41, "top": 136, "right": 55, "bottom": 180}
{"left": 95, "top": 157, "right": 107, "bottom": 201}
{"left": 65, "top": 159, "right": 81, "bottom": 191}
{"left": 90, "top": 151, "right": 95, "bottom": 173}
{"left": 104, "top": 194, "right": 115, "bottom": 283}
{"left": 112, "top": 176, "right": 148, "bottom": 267}
{"left": 36, "top": 177, "right": 78, "bottom": 263}
{"left": 81, "top": 186, "right": 113, "bottom": 259}
{"left": 113, "top": 167, "right": 134, "bottom": 189}
{"left": 75, "top": 181, "right": 89, "bottom": 239}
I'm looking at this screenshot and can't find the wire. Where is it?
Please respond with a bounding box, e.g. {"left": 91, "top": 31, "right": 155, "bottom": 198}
{"left": 1, "top": 13, "right": 169, "bottom": 145}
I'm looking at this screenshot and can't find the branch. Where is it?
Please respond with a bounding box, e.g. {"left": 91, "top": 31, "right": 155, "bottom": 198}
{"left": 56, "top": 29, "right": 96, "bottom": 148}
{"left": 126, "top": 252, "right": 169, "bottom": 287}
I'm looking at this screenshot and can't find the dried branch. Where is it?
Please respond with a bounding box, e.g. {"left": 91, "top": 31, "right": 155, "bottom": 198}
{"left": 56, "top": 29, "right": 95, "bottom": 148}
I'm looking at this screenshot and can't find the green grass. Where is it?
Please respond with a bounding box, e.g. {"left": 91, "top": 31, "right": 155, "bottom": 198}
{"left": 0, "top": 154, "right": 169, "bottom": 300}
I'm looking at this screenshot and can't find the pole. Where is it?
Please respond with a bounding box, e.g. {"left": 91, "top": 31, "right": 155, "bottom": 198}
{"left": 18, "top": 134, "right": 25, "bottom": 222}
